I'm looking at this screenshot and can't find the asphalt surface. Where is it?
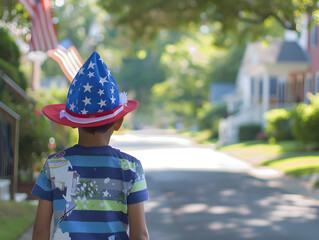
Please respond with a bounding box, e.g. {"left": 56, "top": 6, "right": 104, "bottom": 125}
{"left": 18, "top": 129, "right": 319, "bottom": 240}
{"left": 112, "top": 130, "right": 319, "bottom": 240}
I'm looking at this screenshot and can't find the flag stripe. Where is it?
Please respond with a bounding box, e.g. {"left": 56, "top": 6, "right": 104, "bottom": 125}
{"left": 19, "top": 0, "right": 59, "bottom": 51}
{"left": 48, "top": 46, "right": 84, "bottom": 83}
{"left": 43, "top": 0, "right": 59, "bottom": 47}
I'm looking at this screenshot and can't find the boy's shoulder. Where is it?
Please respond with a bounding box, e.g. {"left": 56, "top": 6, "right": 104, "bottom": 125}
{"left": 47, "top": 144, "right": 140, "bottom": 163}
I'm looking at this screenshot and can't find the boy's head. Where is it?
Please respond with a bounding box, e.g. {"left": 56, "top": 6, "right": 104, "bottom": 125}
{"left": 41, "top": 52, "right": 138, "bottom": 128}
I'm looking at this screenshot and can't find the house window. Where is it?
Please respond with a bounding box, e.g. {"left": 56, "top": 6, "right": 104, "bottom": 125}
{"left": 270, "top": 77, "right": 277, "bottom": 97}
{"left": 304, "top": 75, "right": 312, "bottom": 104}
{"left": 315, "top": 73, "right": 319, "bottom": 93}
{"left": 310, "top": 25, "right": 318, "bottom": 48}
{"left": 286, "top": 79, "right": 294, "bottom": 102}
{"left": 296, "top": 77, "right": 303, "bottom": 102}
{"left": 277, "top": 77, "right": 286, "bottom": 104}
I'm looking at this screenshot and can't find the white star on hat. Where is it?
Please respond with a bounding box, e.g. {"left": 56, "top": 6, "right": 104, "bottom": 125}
{"left": 110, "top": 95, "right": 116, "bottom": 104}
{"left": 88, "top": 61, "right": 96, "bottom": 70}
{"left": 69, "top": 103, "right": 75, "bottom": 111}
{"left": 72, "top": 79, "right": 77, "bottom": 86}
{"left": 107, "top": 69, "right": 111, "bottom": 77}
{"left": 88, "top": 72, "right": 95, "bottom": 78}
{"left": 97, "top": 89, "right": 104, "bottom": 96}
{"left": 110, "top": 86, "right": 115, "bottom": 94}
{"left": 82, "top": 96, "right": 91, "bottom": 106}
{"left": 83, "top": 82, "right": 93, "bottom": 93}
{"left": 78, "top": 67, "right": 85, "bottom": 75}
{"left": 98, "top": 99, "right": 107, "bottom": 108}
{"left": 81, "top": 109, "right": 88, "bottom": 114}
{"left": 99, "top": 76, "right": 108, "bottom": 85}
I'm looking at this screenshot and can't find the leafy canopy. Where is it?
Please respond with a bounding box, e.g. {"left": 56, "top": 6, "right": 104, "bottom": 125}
{"left": 98, "top": 0, "right": 319, "bottom": 45}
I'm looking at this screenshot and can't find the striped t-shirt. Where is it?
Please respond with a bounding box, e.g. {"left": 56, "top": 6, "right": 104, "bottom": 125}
{"left": 32, "top": 144, "right": 149, "bottom": 240}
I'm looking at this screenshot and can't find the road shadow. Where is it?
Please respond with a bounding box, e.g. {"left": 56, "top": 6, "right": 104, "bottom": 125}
{"left": 144, "top": 170, "right": 319, "bottom": 240}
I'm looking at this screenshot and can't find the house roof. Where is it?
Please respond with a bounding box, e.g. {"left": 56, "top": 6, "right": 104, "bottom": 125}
{"left": 244, "top": 40, "right": 309, "bottom": 65}
{"left": 210, "top": 83, "right": 236, "bottom": 103}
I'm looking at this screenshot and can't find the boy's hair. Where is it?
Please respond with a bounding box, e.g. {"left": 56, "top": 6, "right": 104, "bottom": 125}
{"left": 81, "top": 122, "right": 114, "bottom": 134}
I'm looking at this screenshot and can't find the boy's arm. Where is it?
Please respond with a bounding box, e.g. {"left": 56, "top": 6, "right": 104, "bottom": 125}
{"left": 33, "top": 199, "right": 53, "bottom": 240}
{"left": 128, "top": 202, "right": 149, "bottom": 240}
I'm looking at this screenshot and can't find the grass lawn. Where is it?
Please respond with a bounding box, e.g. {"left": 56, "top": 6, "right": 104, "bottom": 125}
{"left": 218, "top": 140, "right": 319, "bottom": 180}
{"left": 180, "top": 130, "right": 218, "bottom": 144}
{"left": 0, "top": 201, "right": 37, "bottom": 240}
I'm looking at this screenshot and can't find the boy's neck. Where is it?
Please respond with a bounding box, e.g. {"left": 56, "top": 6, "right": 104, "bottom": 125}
{"left": 77, "top": 128, "right": 113, "bottom": 147}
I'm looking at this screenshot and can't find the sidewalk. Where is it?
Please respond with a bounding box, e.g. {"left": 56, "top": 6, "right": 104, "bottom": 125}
{"left": 17, "top": 227, "right": 33, "bottom": 240}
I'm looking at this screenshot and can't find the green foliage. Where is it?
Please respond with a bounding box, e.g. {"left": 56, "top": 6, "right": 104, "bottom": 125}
{"left": 0, "top": 27, "right": 27, "bottom": 90}
{"left": 292, "top": 93, "right": 319, "bottom": 149}
{"left": 265, "top": 108, "right": 293, "bottom": 142}
{"left": 0, "top": 201, "right": 37, "bottom": 240}
{"left": 2, "top": 86, "right": 77, "bottom": 179}
{"left": 238, "top": 123, "right": 262, "bottom": 142}
{"left": 115, "top": 52, "right": 166, "bottom": 119}
{"left": 197, "top": 102, "right": 227, "bottom": 138}
{"left": 208, "top": 45, "right": 245, "bottom": 84}
{"left": 98, "top": 0, "right": 314, "bottom": 45}
{"left": 152, "top": 33, "right": 219, "bottom": 128}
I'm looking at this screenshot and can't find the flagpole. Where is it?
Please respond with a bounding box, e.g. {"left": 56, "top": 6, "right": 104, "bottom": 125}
{"left": 27, "top": 51, "right": 47, "bottom": 91}
{"left": 31, "top": 59, "right": 41, "bottom": 91}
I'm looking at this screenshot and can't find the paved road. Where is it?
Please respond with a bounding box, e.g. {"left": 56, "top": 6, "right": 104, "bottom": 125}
{"left": 111, "top": 130, "right": 319, "bottom": 240}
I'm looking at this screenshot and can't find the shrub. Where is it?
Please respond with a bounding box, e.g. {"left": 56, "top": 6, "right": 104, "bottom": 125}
{"left": 2, "top": 87, "right": 77, "bottom": 180}
{"left": 0, "top": 27, "right": 27, "bottom": 89}
{"left": 238, "top": 123, "right": 262, "bottom": 141}
{"left": 265, "top": 108, "right": 293, "bottom": 142}
{"left": 292, "top": 93, "right": 319, "bottom": 149}
{"left": 197, "top": 102, "right": 227, "bottom": 138}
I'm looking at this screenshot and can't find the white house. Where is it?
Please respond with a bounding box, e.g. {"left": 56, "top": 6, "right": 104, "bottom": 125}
{"left": 219, "top": 39, "right": 310, "bottom": 144}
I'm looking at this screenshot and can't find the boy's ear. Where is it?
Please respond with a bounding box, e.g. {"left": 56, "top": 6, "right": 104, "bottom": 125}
{"left": 113, "top": 117, "right": 124, "bottom": 131}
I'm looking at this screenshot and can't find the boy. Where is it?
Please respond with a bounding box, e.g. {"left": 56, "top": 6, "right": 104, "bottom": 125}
{"left": 31, "top": 52, "right": 149, "bottom": 240}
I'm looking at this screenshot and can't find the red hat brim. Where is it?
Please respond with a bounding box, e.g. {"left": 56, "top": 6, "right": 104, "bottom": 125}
{"left": 42, "top": 100, "right": 139, "bottom": 127}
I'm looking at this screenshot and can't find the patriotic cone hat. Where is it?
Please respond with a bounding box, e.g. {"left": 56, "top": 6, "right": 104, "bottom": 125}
{"left": 42, "top": 51, "right": 138, "bottom": 127}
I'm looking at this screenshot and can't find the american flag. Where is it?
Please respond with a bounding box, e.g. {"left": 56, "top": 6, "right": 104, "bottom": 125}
{"left": 19, "top": 0, "right": 59, "bottom": 51}
{"left": 48, "top": 46, "right": 84, "bottom": 83}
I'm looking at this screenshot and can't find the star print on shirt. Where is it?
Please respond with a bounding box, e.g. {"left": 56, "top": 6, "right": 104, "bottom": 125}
{"left": 83, "top": 82, "right": 93, "bottom": 93}
{"left": 103, "top": 190, "right": 109, "bottom": 198}
{"left": 72, "top": 79, "right": 77, "bottom": 86}
{"left": 88, "top": 72, "right": 95, "bottom": 78}
{"left": 88, "top": 61, "right": 96, "bottom": 70}
{"left": 82, "top": 96, "right": 91, "bottom": 106}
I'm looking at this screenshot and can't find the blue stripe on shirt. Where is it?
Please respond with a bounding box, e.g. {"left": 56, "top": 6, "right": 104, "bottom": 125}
{"left": 72, "top": 166, "right": 133, "bottom": 180}
{"left": 59, "top": 220, "right": 126, "bottom": 233}
{"left": 127, "top": 189, "right": 149, "bottom": 204}
{"left": 64, "top": 210, "right": 128, "bottom": 224}
{"left": 31, "top": 184, "right": 52, "bottom": 201}
{"left": 68, "top": 232, "right": 129, "bottom": 240}
{"left": 65, "top": 155, "right": 122, "bottom": 168}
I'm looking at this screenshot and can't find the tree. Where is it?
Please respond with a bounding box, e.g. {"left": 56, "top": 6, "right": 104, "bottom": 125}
{"left": 0, "top": 27, "right": 27, "bottom": 90}
{"left": 151, "top": 32, "right": 220, "bottom": 127}
{"left": 98, "top": 0, "right": 319, "bottom": 45}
